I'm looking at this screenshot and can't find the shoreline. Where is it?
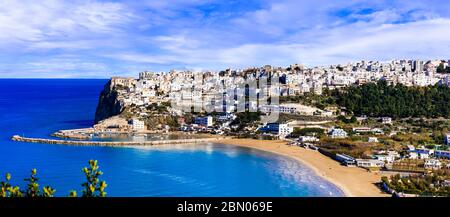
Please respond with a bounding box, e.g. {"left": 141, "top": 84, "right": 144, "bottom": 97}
{"left": 13, "top": 134, "right": 387, "bottom": 197}
{"left": 218, "top": 139, "right": 388, "bottom": 197}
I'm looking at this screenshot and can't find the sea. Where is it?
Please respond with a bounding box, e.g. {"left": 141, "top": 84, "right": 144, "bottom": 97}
{"left": 0, "top": 79, "right": 344, "bottom": 197}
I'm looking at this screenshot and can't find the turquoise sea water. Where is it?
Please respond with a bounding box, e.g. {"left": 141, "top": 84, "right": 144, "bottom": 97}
{"left": 0, "top": 79, "right": 344, "bottom": 196}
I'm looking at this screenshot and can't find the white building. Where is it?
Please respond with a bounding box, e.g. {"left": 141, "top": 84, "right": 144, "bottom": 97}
{"left": 368, "top": 137, "right": 379, "bottom": 143}
{"left": 419, "top": 153, "right": 430, "bottom": 159}
{"left": 329, "top": 128, "right": 348, "bottom": 138}
{"left": 410, "top": 148, "right": 434, "bottom": 159}
{"left": 278, "top": 124, "right": 294, "bottom": 138}
{"left": 374, "top": 155, "right": 395, "bottom": 164}
{"left": 216, "top": 113, "right": 236, "bottom": 122}
{"left": 409, "top": 152, "right": 419, "bottom": 159}
{"left": 260, "top": 104, "right": 318, "bottom": 116}
{"left": 381, "top": 117, "right": 392, "bottom": 124}
{"left": 371, "top": 128, "right": 384, "bottom": 135}
{"left": 259, "top": 123, "right": 293, "bottom": 138}
{"left": 356, "top": 159, "right": 385, "bottom": 168}
{"left": 129, "top": 119, "right": 145, "bottom": 131}
{"left": 424, "top": 159, "right": 442, "bottom": 170}
{"left": 195, "top": 116, "right": 214, "bottom": 127}
{"left": 298, "top": 136, "right": 319, "bottom": 143}
{"left": 353, "top": 127, "right": 371, "bottom": 133}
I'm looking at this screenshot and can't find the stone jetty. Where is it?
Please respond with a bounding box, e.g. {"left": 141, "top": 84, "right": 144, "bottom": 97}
{"left": 11, "top": 135, "right": 223, "bottom": 147}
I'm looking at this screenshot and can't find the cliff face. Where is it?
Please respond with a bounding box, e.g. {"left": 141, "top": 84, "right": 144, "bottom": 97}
{"left": 94, "top": 80, "right": 126, "bottom": 124}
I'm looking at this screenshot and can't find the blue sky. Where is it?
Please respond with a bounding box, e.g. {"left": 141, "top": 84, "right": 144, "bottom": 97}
{"left": 1, "top": 0, "right": 450, "bottom": 78}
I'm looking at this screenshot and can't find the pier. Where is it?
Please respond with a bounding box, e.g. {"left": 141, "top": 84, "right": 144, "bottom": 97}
{"left": 11, "top": 135, "right": 224, "bottom": 147}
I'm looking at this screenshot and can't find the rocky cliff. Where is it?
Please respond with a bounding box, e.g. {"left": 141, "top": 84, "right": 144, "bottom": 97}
{"left": 94, "top": 80, "right": 126, "bottom": 124}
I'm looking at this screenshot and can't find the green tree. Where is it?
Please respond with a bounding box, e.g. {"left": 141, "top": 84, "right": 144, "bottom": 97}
{"left": 24, "top": 169, "right": 40, "bottom": 197}
{"left": 23, "top": 168, "right": 56, "bottom": 197}
{"left": 291, "top": 128, "right": 325, "bottom": 137}
{"left": 81, "top": 160, "right": 107, "bottom": 197}
{"left": 42, "top": 186, "right": 56, "bottom": 197}
{"left": 69, "top": 190, "right": 77, "bottom": 197}
{"left": 437, "top": 63, "right": 445, "bottom": 73}
{"left": 0, "top": 173, "right": 12, "bottom": 197}
{"left": 0, "top": 160, "right": 106, "bottom": 197}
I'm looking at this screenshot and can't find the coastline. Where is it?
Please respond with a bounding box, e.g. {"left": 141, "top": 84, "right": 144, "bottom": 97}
{"left": 219, "top": 139, "right": 388, "bottom": 197}
{"left": 13, "top": 133, "right": 387, "bottom": 197}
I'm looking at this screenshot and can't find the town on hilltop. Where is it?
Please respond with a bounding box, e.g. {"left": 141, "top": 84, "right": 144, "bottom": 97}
{"left": 55, "top": 59, "right": 450, "bottom": 196}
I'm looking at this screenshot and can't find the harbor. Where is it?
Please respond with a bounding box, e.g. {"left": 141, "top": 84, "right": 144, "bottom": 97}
{"left": 11, "top": 135, "right": 224, "bottom": 147}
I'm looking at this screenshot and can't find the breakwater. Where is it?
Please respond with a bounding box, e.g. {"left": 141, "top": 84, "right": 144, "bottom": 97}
{"left": 11, "top": 135, "right": 224, "bottom": 147}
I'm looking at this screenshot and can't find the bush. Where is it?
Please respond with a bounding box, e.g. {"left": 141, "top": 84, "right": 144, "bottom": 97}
{"left": 291, "top": 128, "right": 325, "bottom": 137}
{"left": 0, "top": 160, "right": 107, "bottom": 197}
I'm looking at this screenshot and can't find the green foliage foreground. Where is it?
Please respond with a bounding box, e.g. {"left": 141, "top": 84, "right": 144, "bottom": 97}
{"left": 0, "top": 160, "right": 107, "bottom": 197}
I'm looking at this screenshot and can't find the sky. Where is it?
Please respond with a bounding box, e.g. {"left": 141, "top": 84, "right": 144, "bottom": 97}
{"left": 0, "top": 0, "right": 450, "bottom": 78}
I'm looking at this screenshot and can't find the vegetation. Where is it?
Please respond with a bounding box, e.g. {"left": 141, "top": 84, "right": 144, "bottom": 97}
{"left": 437, "top": 63, "right": 450, "bottom": 74}
{"left": 0, "top": 160, "right": 107, "bottom": 197}
{"left": 391, "top": 159, "right": 426, "bottom": 173}
{"left": 230, "top": 111, "right": 261, "bottom": 131}
{"left": 318, "top": 138, "right": 385, "bottom": 158}
{"left": 337, "top": 115, "right": 357, "bottom": 124}
{"left": 382, "top": 172, "right": 450, "bottom": 196}
{"left": 281, "top": 81, "right": 450, "bottom": 119}
{"left": 291, "top": 128, "right": 325, "bottom": 137}
{"left": 396, "top": 119, "right": 450, "bottom": 144}
{"left": 280, "top": 89, "right": 336, "bottom": 110}
{"left": 23, "top": 168, "right": 55, "bottom": 197}
{"left": 333, "top": 80, "right": 450, "bottom": 118}
{"left": 81, "top": 160, "right": 108, "bottom": 197}
{"left": 146, "top": 102, "right": 169, "bottom": 113}
{"left": 277, "top": 113, "right": 334, "bottom": 123}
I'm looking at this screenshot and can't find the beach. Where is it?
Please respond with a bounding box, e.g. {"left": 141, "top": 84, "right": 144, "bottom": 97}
{"left": 219, "top": 139, "right": 388, "bottom": 197}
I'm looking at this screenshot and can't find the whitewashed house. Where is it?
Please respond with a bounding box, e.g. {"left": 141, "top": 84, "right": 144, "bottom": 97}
{"left": 368, "top": 137, "right": 379, "bottom": 143}
{"left": 329, "top": 128, "right": 348, "bottom": 138}
{"left": 409, "top": 152, "right": 419, "bottom": 159}
{"left": 298, "top": 136, "right": 319, "bottom": 143}
{"left": 356, "top": 159, "right": 385, "bottom": 168}
{"left": 381, "top": 117, "right": 392, "bottom": 124}
{"left": 424, "top": 159, "right": 442, "bottom": 170}
{"left": 374, "top": 154, "right": 395, "bottom": 164}
{"left": 278, "top": 124, "right": 294, "bottom": 138}
{"left": 129, "top": 119, "right": 145, "bottom": 131}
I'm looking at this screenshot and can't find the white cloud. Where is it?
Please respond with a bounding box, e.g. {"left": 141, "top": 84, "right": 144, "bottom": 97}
{"left": 105, "top": 18, "right": 450, "bottom": 70}
{"left": 1, "top": 0, "right": 450, "bottom": 77}
{"left": 297, "top": 18, "right": 450, "bottom": 65}
{"left": 0, "top": 0, "right": 134, "bottom": 47}
{"left": 109, "top": 53, "right": 182, "bottom": 65}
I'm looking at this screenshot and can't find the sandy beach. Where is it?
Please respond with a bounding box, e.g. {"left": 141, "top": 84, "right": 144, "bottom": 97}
{"left": 219, "top": 138, "right": 389, "bottom": 197}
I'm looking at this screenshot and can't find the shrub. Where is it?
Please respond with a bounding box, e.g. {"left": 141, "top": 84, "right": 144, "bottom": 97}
{"left": 0, "top": 160, "right": 107, "bottom": 197}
